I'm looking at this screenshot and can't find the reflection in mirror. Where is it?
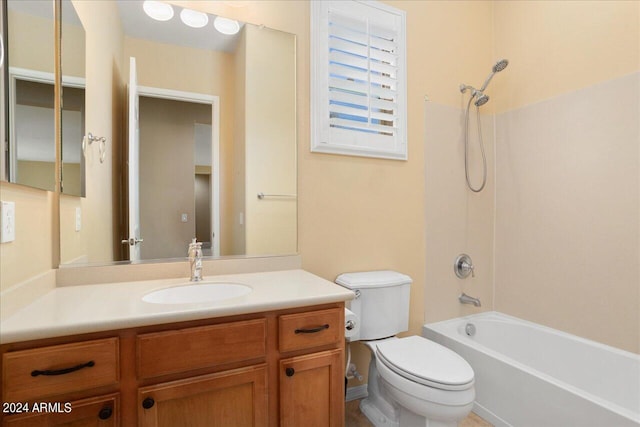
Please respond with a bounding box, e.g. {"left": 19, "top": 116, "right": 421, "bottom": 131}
{"left": 61, "top": 0, "right": 86, "bottom": 197}
{"left": 6, "top": 0, "right": 55, "bottom": 191}
{"left": 59, "top": 1, "right": 296, "bottom": 266}
{"left": 1, "top": 2, "right": 6, "bottom": 180}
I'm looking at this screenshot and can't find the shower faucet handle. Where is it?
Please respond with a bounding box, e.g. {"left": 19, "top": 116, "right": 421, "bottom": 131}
{"left": 454, "top": 254, "right": 475, "bottom": 279}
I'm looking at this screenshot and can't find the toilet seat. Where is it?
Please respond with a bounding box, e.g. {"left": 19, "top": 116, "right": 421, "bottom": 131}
{"left": 375, "top": 336, "right": 474, "bottom": 391}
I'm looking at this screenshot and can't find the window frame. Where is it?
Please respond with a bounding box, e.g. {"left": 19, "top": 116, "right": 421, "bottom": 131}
{"left": 311, "top": 0, "right": 407, "bottom": 161}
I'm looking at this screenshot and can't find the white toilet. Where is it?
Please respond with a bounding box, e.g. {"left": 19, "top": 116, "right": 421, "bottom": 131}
{"left": 337, "top": 271, "right": 475, "bottom": 427}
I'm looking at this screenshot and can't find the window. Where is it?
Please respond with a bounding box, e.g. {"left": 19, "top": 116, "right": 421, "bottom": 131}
{"left": 311, "top": 0, "right": 407, "bottom": 160}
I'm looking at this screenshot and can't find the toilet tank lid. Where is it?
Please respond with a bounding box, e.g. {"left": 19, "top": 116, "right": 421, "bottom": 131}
{"left": 336, "top": 270, "right": 412, "bottom": 289}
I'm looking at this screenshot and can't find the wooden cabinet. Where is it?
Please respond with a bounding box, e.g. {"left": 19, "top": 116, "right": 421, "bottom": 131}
{"left": 136, "top": 319, "right": 266, "bottom": 379}
{"left": 278, "top": 308, "right": 341, "bottom": 353}
{"left": 3, "top": 394, "right": 118, "bottom": 427}
{"left": 278, "top": 307, "right": 344, "bottom": 427}
{"left": 138, "top": 365, "right": 267, "bottom": 427}
{"left": 0, "top": 303, "right": 344, "bottom": 427}
{"left": 2, "top": 338, "right": 119, "bottom": 402}
{"left": 280, "top": 350, "right": 344, "bottom": 427}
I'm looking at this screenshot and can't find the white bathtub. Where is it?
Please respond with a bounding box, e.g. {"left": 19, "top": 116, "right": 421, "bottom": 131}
{"left": 422, "top": 311, "right": 640, "bottom": 427}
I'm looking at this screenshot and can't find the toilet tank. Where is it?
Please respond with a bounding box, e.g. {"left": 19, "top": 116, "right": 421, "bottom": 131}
{"left": 336, "top": 270, "right": 412, "bottom": 341}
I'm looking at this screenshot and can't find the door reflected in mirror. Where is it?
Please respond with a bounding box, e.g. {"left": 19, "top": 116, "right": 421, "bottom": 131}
{"left": 59, "top": 1, "right": 296, "bottom": 266}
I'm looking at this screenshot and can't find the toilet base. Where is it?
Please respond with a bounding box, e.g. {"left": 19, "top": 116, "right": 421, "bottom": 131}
{"left": 361, "top": 395, "right": 464, "bottom": 427}
{"left": 360, "top": 397, "right": 399, "bottom": 427}
{"left": 399, "top": 407, "right": 458, "bottom": 427}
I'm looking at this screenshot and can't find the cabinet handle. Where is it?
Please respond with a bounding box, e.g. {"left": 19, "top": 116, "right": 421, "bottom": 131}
{"left": 98, "top": 407, "right": 113, "bottom": 420}
{"left": 285, "top": 367, "right": 295, "bottom": 377}
{"left": 294, "top": 324, "right": 330, "bottom": 334}
{"left": 142, "top": 397, "right": 155, "bottom": 409}
{"left": 31, "top": 360, "right": 95, "bottom": 377}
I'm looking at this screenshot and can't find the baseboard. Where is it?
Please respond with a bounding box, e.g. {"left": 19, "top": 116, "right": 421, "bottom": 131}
{"left": 345, "top": 384, "right": 368, "bottom": 402}
{"left": 473, "top": 402, "right": 511, "bottom": 427}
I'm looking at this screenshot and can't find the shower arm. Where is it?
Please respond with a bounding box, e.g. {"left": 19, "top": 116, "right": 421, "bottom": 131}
{"left": 479, "top": 71, "right": 496, "bottom": 92}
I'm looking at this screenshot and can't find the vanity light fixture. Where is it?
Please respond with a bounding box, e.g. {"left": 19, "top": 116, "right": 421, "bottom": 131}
{"left": 180, "top": 8, "right": 209, "bottom": 28}
{"left": 213, "top": 16, "right": 240, "bottom": 35}
{"left": 142, "top": 0, "right": 174, "bottom": 22}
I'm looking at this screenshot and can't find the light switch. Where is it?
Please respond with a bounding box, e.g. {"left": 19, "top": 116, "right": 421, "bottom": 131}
{"left": 75, "top": 207, "right": 82, "bottom": 232}
{"left": 1, "top": 201, "right": 16, "bottom": 243}
{"left": 181, "top": 213, "right": 188, "bottom": 223}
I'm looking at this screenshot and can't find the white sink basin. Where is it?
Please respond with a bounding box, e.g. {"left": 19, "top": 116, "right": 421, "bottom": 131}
{"left": 142, "top": 282, "right": 252, "bottom": 304}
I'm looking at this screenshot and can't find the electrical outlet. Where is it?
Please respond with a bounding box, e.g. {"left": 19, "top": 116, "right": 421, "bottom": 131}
{"left": 1, "top": 201, "right": 16, "bottom": 243}
{"left": 75, "top": 207, "right": 82, "bottom": 232}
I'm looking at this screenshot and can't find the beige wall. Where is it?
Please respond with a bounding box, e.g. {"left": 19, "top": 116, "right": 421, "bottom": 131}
{"left": 15, "top": 161, "right": 55, "bottom": 192}
{"left": 492, "top": 1, "right": 640, "bottom": 114}
{"left": 243, "top": 25, "right": 296, "bottom": 256}
{"left": 8, "top": 9, "right": 55, "bottom": 74}
{"left": 493, "top": 1, "right": 640, "bottom": 353}
{"left": 65, "top": 0, "right": 125, "bottom": 265}
{"left": 0, "top": 182, "right": 54, "bottom": 291}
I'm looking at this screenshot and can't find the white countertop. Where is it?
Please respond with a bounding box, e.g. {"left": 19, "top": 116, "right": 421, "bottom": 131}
{"left": 0, "top": 269, "right": 354, "bottom": 344}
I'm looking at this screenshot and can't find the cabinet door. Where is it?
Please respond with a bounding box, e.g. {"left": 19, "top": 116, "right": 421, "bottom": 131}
{"left": 280, "top": 349, "right": 344, "bottom": 427}
{"left": 138, "top": 365, "right": 267, "bottom": 427}
{"left": 3, "top": 394, "right": 118, "bottom": 427}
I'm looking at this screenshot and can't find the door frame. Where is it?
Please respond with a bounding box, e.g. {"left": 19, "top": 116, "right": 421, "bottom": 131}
{"left": 137, "top": 85, "right": 221, "bottom": 256}
{"left": 8, "top": 67, "right": 85, "bottom": 184}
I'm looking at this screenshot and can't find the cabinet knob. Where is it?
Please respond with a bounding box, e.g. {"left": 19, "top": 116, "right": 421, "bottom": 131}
{"left": 98, "top": 407, "right": 112, "bottom": 420}
{"left": 285, "top": 367, "right": 295, "bottom": 377}
{"left": 142, "top": 397, "right": 155, "bottom": 409}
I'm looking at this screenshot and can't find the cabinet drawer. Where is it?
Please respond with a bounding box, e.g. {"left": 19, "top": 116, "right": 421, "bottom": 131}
{"left": 2, "top": 338, "right": 119, "bottom": 402}
{"left": 3, "top": 393, "right": 119, "bottom": 426}
{"left": 279, "top": 308, "right": 342, "bottom": 353}
{"left": 137, "top": 319, "right": 266, "bottom": 379}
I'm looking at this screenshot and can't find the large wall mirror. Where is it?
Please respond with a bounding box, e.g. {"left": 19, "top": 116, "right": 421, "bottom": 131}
{"left": 1, "top": 0, "right": 85, "bottom": 196}
{"left": 59, "top": 0, "right": 297, "bottom": 266}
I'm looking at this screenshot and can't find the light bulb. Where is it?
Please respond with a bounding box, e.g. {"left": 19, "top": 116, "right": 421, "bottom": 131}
{"left": 213, "top": 16, "right": 240, "bottom": 35}
{"left": 180, "top": 8, "right": 209, "bottom": 29}
{"left": 143, "top": 1, "right": 174, "bottom": 22}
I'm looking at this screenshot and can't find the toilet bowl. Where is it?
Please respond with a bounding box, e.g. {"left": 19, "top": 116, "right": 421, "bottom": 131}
{"left": 371, "top": 336, "right": 475, "bottom": 427}
{"left": 336, "top": 271, "right": 475, "bottom": 427}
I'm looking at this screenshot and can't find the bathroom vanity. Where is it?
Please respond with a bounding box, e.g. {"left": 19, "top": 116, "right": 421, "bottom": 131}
{"left": 0, "top": 270, "right": 353, "bottom": 426}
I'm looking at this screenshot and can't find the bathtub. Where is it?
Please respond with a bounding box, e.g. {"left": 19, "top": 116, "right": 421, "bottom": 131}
{"left": 422, "top": 311, "right": 640, "bottom": 427}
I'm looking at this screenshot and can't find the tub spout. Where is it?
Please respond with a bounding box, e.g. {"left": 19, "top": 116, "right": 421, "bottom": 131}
{"left": 459, "top": 293, "right": 481, "bottom": 307}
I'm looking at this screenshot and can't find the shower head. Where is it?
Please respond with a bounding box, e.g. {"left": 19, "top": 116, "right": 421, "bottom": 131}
{"left": 493, "top": 59, "right": 509, "bottom": 73}
{"left": 474, "top": 93, "right": 489, "bottom": 107}
{"left": 479, "top": 58, "right": 509, "bottom": 91}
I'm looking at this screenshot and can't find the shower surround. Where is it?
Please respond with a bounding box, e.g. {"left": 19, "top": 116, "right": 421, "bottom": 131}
{"left": 494, "top": 72, "right": 640, "bottom": 353}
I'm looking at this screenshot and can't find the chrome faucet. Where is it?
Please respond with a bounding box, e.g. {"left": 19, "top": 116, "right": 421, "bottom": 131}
{"left": 459, "top": 293, "right": 481, "bottom": 307}
{"left": 188, "top": 238, "right": 203, "bottom": 282}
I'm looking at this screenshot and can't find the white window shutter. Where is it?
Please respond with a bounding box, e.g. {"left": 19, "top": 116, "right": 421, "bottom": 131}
{"left": 311, "top": 0, "right": 407, "bottom": 160}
